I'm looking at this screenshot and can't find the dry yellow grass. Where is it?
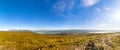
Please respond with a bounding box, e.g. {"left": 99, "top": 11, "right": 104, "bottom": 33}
{"left": 0, "top": 31, "right": 119, "bottom": 50}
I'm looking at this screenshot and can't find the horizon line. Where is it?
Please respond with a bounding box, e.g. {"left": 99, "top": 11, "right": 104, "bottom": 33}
{"left": 1, "top": 28, "right": 120, "bottom": 31}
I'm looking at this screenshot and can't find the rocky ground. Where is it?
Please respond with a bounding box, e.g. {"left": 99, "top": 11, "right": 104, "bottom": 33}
{"left": 84, "top": 33, "right": 120, "bottom": 50}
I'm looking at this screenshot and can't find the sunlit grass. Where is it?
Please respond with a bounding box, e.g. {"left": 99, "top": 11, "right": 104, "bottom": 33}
{"left": 0, "top": 31, "right": 119, "bottom": 50}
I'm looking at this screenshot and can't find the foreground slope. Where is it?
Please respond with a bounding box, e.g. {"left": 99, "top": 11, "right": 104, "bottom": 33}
{"left": 0, "top": 31, "right": 120, "bottom": 50}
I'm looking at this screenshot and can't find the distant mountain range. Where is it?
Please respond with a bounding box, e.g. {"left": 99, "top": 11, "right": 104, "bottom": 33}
{"left": 33, "top": 30, "right": 120, "bottom": 34}
{"left": 1, "top": 29, "right": 120, "bottom": 34}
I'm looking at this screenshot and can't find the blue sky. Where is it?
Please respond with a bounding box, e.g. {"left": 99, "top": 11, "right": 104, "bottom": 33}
{"left": 0, "top": 0, "right": 120, "bottom": 30}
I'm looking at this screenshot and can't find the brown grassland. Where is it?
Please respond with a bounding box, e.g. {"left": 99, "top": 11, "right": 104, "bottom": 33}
{"left": 0, "top": 31, "right": 120, "bottom": 50}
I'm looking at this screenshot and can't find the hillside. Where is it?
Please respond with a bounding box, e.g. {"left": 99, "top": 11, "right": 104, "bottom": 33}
{"left": 0, "top": 31, "right": 120, "bottom": 50}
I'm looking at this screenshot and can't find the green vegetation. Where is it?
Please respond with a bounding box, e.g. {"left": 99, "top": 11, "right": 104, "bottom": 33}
{"left": 0, "top": 31, "right": 119, "bottom": 50}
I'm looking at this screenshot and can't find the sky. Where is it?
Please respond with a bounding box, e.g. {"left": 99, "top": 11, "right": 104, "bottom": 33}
{"left": 0, "top": 0, "right": 120, "bottom": 30}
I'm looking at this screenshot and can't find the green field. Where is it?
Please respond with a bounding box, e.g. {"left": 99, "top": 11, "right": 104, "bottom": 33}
{"left": 0, "top": 31, "right": 120, "bottom": 50}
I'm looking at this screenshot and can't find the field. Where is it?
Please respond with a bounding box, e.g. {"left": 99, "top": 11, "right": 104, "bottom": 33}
{"left": 0, "top": 31, "right": 120, "bottom": 50}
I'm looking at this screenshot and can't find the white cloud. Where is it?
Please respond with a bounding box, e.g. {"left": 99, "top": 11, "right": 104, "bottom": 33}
{"left": 53, "top": 1, "right": 66, "bottom": 13}
{"left": 99, "top": 24, "right": 106, "bottom": 27}
{"left": 82, "top": 0, "right": 100, "bottom": 7}
{"left": 94, "top": 7, "right": 101, "bottom": 12}
{"left": 68, "top": 0, "right": 75, "bottom": 10}
{"left": 52, "top": 0, "right": 75, "bottom": 16}
{"left": 105, "top": 7, "right": 110, "bottom": 10}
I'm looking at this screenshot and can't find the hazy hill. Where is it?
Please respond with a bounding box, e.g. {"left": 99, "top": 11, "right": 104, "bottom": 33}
{"left": 34, "top": 30, "right": 120, "bottom": 34}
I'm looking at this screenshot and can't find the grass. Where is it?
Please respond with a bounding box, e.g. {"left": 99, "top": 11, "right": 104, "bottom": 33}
{"left": 0, "top": 31, "right": 119, "bottom": 50}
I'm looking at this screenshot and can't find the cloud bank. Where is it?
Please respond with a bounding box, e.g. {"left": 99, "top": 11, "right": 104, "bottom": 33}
{"left": 82, "top": 0, "right": 100, "bottom": 7}
{"left": 52, "top": 0, "right": 100, "bottom": 16}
